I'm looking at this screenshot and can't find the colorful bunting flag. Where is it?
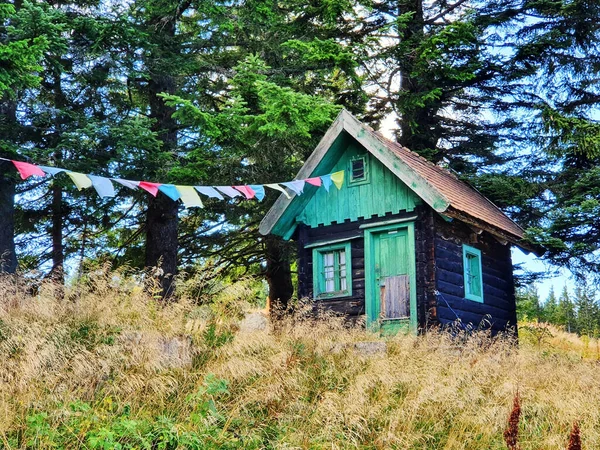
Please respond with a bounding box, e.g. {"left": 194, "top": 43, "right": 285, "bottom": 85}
{"left": 158, "top": 184, "right": 181, "bottom": 201}
{"left": 4, "top": 156, "right": 346, "bottom": 206}
{"left": 195, "top": 186, "right": 224, "bottom": 200}
{"left": 39, "top": 165, "right": 65, "bottom": 176}
{"left": 67, "top": 172, "right": 93, "bottom": 190}
{"left": 88, "top": 175, "right": 115, "bottom": 198}
{"left": 249, "top": 185, "right": 265, "bottom": 201}
{"left": 216, "top": 186, "right": 242, "bottom": 198}
{"left": 177, "top": 186, "right": 203, "bottom": 208}
{"left": 139, "top": 181, "right": 161, "bottom": 197}
{"left": 113, "top": 179, "right": 139, "bottom": 190}
{"left": 12, "top": 161, "right": 45, "bottom": 180}
{"left": 282, "top": 180, "right": 305, "bottom": 196}
{"left": 265, "top": 183, "right": 291, "bottom": 199}
{"left": 331, "top": 170, "right": 344, "bottom": 190}
{"left": 320, "top": 174, "right": 333, "bottom": 192}
{"left": 305, "top": 177, "right": 322, "bottom": 187}
{"left": 234, "top": 185, "right": 255, "bottom": 199}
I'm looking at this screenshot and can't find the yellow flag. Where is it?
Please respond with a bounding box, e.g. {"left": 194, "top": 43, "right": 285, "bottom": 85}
{"left": 265, "top": 183, "right": 291, "bottom": 199}
{"left": 331, "top": 170, "right": 345, "bottom": 190}
{"left": 177, "top": 186, "right": 203, "bottom": 208}
{"left": 66, "top": 172, "right": 92, "bottom": 190}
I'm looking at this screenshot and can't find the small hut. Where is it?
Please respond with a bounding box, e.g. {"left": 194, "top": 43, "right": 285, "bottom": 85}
{"left": 259, "top": 110, "right": 532, "bottom": 333}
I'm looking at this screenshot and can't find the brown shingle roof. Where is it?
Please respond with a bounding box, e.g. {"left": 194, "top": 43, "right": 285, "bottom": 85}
{"left": 372, "top": 132, "right": 525, "bottom": 240}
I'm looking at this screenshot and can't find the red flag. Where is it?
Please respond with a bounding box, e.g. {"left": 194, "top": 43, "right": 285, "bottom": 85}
{"left": 305, "top": 177, "right": 322, "bottom": 187}
{"left": 139, "top": 181, "right": 161, "bottom": 197}
{"left": 234, "top": 185, "right": 256, "bottom": 199}
{"left": 12, "top": 161, "right": 45, "bottom": 180}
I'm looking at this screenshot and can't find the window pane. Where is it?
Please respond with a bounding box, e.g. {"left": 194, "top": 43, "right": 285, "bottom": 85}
{"left": 351, "top": 159, "right": 365, "bottom": 181}
{"left": 323, "top": 252, "right": 335, "bottom": 292}
{"left": 466, "top": 253, "right": 481, "bottom": 297}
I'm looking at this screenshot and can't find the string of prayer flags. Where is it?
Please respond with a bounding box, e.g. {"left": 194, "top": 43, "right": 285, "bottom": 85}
{"left": 234, "top": 185, "right": 255, "bottom": 199}
{"left": 158, "top": 184, "right": 181, "bottom": 202}
{"left": 40, "top": 166, "right": 66, "bottom": 176}
{"left": 305, "top": 177, "right": 322, "bottom": 187}
{"left": 66, "top": 172, "right": 93, "bottom": 191}
{"left": 89, "top": 175, "right": 116, "bottom": 198}
{"left": 13, "top": 161, "right": 45, "bottom": 180}
{"left": 195, "top": 186, "right": 223, "bottom": 200}
{"left": 177, "top": 186, "right": 203, "bottom": 208}
{"left": 139, "top": 181, "right": 161, "bottom": 197}
{"left": 265, "top": 183, "right": 291, "bottom": 199}
{"left": 320, "top": 174, "right": 333, "bottom": 192}
{"left": 331, "top": 171, "right": 344, "bottom": 190}
{"left": 114, "top": 179, "right": 139, "bottom": 190}
{"left": 249, "top": 185, "right": 265, "bottom": 201}
{"left": 282, "top": 180, "right": 305, "bottom": 196}
{"left": 216, "top": 186, "right": 242, "bottom": 198}
{"left": 1, "top": 157, "right": 346, "bottom": 209}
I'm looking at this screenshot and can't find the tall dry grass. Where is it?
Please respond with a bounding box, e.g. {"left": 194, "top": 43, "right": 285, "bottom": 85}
{"left": 0, "top": 268, "right": 598, "bottom": 449}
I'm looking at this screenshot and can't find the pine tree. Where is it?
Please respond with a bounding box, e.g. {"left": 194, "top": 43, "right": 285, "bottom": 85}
{"left": 573, "top": 284, "right": 600, "bottom": 337}
{"left": 556, "top": 286, "right": 576, "bottom": 333}
{"left": 0, "top": 1, "right": 47, "bottom": 273}
{"left": 516, "top": 285, "right": 542, "bottom": 322}
{"left": 542, "top": 286, "right": 558, "bottom": 324}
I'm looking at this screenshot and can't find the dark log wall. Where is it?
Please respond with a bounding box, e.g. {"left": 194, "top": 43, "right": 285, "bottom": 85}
{"left": 433, "top": 215, "right": 517, "bottom": 333}
{"left": 297, "top": 208, "right": 432, "bottom": 323}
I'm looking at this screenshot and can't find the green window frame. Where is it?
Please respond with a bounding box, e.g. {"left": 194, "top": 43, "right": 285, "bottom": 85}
{"left": 312, "top": 242, "right": 352, "bottom": 299}
{"left": 463, "top": 245, "right": 484, "bottom": 302}
{"left": 348, "top": 155, "right": 369, "bottom": 186}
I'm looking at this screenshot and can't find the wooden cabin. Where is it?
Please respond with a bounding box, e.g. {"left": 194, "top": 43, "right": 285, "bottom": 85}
{"left": 259, "top": 110, "right": 532, "bottom": 333}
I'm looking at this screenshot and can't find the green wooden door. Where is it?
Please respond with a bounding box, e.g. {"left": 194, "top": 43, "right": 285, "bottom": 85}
{"left": 365, "top": 224, "right": 417, "bottom": 333}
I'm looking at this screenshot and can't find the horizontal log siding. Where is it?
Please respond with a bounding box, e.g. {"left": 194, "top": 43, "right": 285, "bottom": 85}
{"left": 297, "top": 208, "right": 429, "bottom": 320}
{"left": 434, "top": 215, "right": 517, "bottom": 334}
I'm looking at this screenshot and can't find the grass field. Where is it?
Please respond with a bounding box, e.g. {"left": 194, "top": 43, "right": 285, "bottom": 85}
{"left": 0, "top": 268, "right": 597, "bottom": 449}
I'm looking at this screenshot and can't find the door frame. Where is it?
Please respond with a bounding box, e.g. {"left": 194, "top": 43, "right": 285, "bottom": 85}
{"left": 364, "top": 221, "right": 417, "bottom": 332}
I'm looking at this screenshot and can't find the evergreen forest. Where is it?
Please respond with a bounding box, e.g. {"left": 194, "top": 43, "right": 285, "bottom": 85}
{"left": 2, "top": 0, "right": 600, "bottom": 305}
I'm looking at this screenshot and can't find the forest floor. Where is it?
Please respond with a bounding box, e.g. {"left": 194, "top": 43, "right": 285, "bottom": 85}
{"left": 0, "top": 269, "right": 598, "bottom": 449}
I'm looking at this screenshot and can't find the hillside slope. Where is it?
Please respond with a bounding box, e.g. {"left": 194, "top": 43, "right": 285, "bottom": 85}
{"left": 0, "top": 270, "right": 598, "bottom": 449}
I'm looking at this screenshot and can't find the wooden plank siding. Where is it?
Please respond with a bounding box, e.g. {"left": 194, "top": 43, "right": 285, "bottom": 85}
{"left": 297, "top": 142, "right": 421, "bottom": 228}
{"left": 297, "top": 209, "right": 430, "bottom": 322}
{"left": 433, "top": 215, "right": 518, "bottom": 334}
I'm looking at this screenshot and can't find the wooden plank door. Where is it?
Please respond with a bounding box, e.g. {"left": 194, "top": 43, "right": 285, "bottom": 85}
{"left": 369, "top": 227, "right": 412, "bottom": 333}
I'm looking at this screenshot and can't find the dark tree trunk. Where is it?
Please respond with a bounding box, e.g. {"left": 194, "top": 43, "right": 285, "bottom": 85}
{"left": 0, "top": 163, "right": 17, "bottom": 273}
{"left": 49, "top": 184, "right": 64, "bottom": 283}
{"left": 265, "top": 235, "right": 294, "bottom": 316}
{"left": 396, "top": 0, "right": 439, "bottom": 157}
{"left": 145, "top": 193, "right": 178, "bottom": 297}
{"left": 145, "top": 16, "right": 179, "bottom": 297}
{"left": 0, "top": 97, "right": 18, "bottom": 274}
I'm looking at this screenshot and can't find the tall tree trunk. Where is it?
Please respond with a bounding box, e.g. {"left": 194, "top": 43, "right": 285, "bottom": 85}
{"left": 145, "top": 23, "right": 179, "bottom": 297}
{"left": 49, "top": 183, "right": 64, "bottom": 283}
{"left": 0, "top": 97, "right": 19, "bottom": 274}
{"left": 396, "top": 0, "right": 438, "bottom": 155}
{"left": 265, "top": 235, "right": 293, "bottom": 316}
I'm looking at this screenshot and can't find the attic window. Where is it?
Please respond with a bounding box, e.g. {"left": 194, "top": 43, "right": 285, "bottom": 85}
{"left": 349, "top": 155, "right": 369, "bottom": 185}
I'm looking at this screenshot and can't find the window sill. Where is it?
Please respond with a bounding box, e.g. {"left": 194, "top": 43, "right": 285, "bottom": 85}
{"left": 315, "top": 291, "right": 352, "bottom": 300}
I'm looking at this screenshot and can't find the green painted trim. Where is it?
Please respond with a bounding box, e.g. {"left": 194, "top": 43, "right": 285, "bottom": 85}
{"left": 305, "top": 235, "right": 360, "bottom": 249}
{"left": 359, "top": 216, "right": 417, "bottom": 229}
{"left": 364, "top": 222, "right": 417, "bottom": 333}
{"left": 348, "top": 154, "right": 369, "bottom": 186}
{"left": 312, "top": 242, "right": 352, "bottom": 300}
{"left": 463, "top": 244, "right": 484, "bottom": 303}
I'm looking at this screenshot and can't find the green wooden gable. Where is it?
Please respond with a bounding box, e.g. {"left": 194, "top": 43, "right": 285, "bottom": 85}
{"left": 259, "top": 109, "right": 451, "bottom": 239}
{"left": 297, "top": 140, "right": 421, "bottom": 228}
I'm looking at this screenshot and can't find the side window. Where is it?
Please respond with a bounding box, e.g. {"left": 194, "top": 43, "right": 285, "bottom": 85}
{"left": 313, "top": 242, "right": 352, "bottom": 299}
{"left": 463, "top": 245, "right": 483, "bottom": 302}
{"left": 348, "top": 155, "right": 369, "bottom": 185}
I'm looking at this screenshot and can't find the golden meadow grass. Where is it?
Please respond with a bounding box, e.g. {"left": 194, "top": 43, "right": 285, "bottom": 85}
{"left": 0, "top": 268, "right": 599, "bottom": 449}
